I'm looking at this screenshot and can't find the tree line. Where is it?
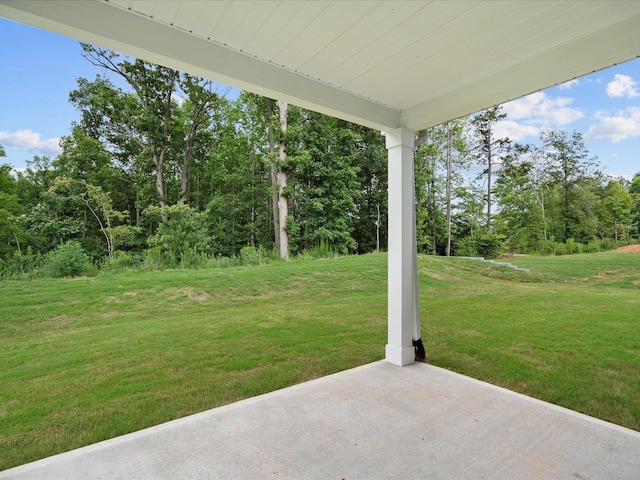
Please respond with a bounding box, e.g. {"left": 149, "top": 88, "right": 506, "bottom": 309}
{"left": 1, "top": 45, "right": 639, "bottom": 277}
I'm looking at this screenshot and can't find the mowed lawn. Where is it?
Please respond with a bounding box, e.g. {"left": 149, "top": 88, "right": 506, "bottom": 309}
{"left": 1, "top": 251, "right": 639, "bottom": 470}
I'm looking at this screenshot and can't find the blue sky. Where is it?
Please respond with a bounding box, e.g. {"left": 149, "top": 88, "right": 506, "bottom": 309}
{"left": 1, "top": 17, "right": 639, "bottom": 180}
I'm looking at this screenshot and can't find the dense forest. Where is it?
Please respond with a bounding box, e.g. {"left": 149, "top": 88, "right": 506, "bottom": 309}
{"left": 1, "top": 45, "right": 639, "bottom": 277}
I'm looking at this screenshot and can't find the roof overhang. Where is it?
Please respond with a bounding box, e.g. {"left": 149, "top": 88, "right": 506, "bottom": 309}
{"left": 2, "top": 0, "right": 640, "bottom": 132}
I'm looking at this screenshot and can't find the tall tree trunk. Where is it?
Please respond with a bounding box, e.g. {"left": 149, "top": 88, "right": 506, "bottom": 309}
{"left": 376, "top": 203, "right": 381, "bottom": 252}
{"left": 267, "top": 99, "right": 280, "bottom": 251}
{"left": 535, "top": 187, "right": 548, "bottom": 244}
{"left": 153, "top": 150, "right": 166, "bottom": 209}
{"left": 179, "top": 83, "right": 218, "bottom": 204}
{"left": 180, "top": 121, "right": 198, "bottom": 203}
{"left": 155, "top": 73, "right": 176, "bottom": 221}
{"left": 427, "top": 128, "right": 437, "bottom": 255}
{"left": 486, "top": 130, "right": 492, "bottom": 232}
{"left": 445, "top": 123, "right": 452, "bottom": 256}
{"left": 277, "top": 100, "right": 289, "bottom": 259}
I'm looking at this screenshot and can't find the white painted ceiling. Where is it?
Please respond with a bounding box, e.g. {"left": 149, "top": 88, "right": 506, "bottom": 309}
{"left": 2, "top": 0, "right": 640, "bottom": 132}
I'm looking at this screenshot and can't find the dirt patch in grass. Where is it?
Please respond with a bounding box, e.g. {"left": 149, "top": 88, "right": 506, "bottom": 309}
{"left": 614, "top": 244, "right": 640, "bottom": 252}
{"left": 168, "top": 287, "right": 211, "bottom": 302}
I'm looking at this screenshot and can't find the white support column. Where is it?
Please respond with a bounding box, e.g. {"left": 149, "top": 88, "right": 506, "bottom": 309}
{"left": 385, "top": 127, "right": 418, "bottom": 366}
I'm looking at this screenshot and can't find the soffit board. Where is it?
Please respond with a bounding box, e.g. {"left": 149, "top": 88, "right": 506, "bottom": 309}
{"left": 1, "top": 0, "right": 640, "bottom": 132}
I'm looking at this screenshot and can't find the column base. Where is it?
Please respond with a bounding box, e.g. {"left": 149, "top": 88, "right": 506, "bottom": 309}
{"left": 385, "top": 344, "right": 415, "bottom": 366}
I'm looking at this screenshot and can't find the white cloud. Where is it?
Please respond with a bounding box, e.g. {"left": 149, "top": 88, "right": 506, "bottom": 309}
{"left": 494, "top": 120, "right": 539, "bottom": 141}
{"left": 9, "top": 167, "right": 26, "bottom": 178}
{"left": 604, "top": 172, "right": 634, "bottom": 183}
{"left": 0, "top": 129, "right": 62, "bottom": 155}
{"left": 585, "top": 107, "right": 640, "bottom": 143}
{"left": 559, "top": 79, "right": 579, "bottom": 90}
{"left": 495, "top": 91, "right": 584, "bottom": 142}
{"left": 606, "top": 74, "right": 640, "bottom": 98}
{"left": 501, "top": 91, "right": 584, "bottom": 126}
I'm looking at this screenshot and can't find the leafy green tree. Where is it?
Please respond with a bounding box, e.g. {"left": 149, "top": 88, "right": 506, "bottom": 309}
{"left": 350, "top": 125, "right": 387, "bottom": 254}
{"left": 54, "top": 127, "right": 132, "bottom": 215}
{"left": 285, "top": 110, "right": 360, "bottom": 254}
{"left": 197, "top": 98, "right": 272, "bottom": 257}
{"left": 452, "top": 182, "right": 486, "bottom": 252}
{"left": 14, "top": 157, "right": 83, "bottom": 255}
{"left": 41, "top": 240, "right": 93, "bottom": 278}
{"left": 629, "top": 173, "right": 640, "bottom": 239}
{"left": 176, "top": 75, "right": 226, "bottom": 203}
{"left": 455, "top": 227, "right": 502, "bottom": 258}
{"left": 15, "top": 156, "right": 57, "bottom": 208}
{"left": 599, "top": 180, "right": 633, "bottom": 241}
{"left": 17, "top": 176, "right": 126, "bottom": 260}
{"left": 536, "top": 130, "right": 601, "bottom": 243}
{"left": 0, "top": 163, "right": 24, "bottom": 262}
{"left": 493, "top": 145, "right": 550, "bottom": 253}
{"left": 17, "top": 202, "right": 85, "bottom": 254}
{"left": 414, "top": 134, "right": 446, "bottom": 254}
{"left": 76, "top": 45, "right": 229, "bottom": 213}
{"left": 230, "top": 93, "right": 282, "bottom": 252}
{"left": 0, "top": 163, "right": 15, "bottom": 194}
{"left": 146, "top": 203, "right": 210, "bottom": 262}
{"left": 415, "top": 120, "right": 469, "bottom": 255}
{"left": 49, "top": 177, "right": 128, "bottom": 259}
{"left": 81, "top": 45, "right": 178, "bottom": 211}
{"left": 471, "top": 106, "right": 510, "bottom": 232}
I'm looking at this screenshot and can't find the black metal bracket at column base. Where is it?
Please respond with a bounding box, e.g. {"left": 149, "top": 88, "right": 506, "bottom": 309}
{"left": 413, "top": 338, "right": 426, "bottom": 361}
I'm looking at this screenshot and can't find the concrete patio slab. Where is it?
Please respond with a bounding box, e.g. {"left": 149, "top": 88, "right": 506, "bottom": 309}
{"left": 2, "top": 361, "right": 639, "bottom": 479}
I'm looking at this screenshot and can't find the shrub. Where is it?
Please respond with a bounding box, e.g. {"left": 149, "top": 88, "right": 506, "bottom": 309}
{"left": 455, "top": 229, "right": 502, "bottom": 259}
{"left": 599, "top": 237, "right": 616, "bottom": 251}
{"left": 313, "top": 239, "right": 334, "bottom": 259}
{"left": 41, "top": 241, "right": 94, "bottom": 278}
{"left": 145, "top": 203, "right": 210, "bottom": 263}
{"left": 564, "top": 238, "right": 583, "bottom": 255}
{"left": 101, "top": 250, "right": 138, "bottom": 273}
{"left": 240, "top": 246, "right": 261, "bottom": 266}
{"left": 240, "top": 246, "right": 271, "bottom": 266}
{"left": 0, "top": 246, "right": 43, "bottom": 280}
{"left": 584, "top": 239, "right": 603, "bottom": 253}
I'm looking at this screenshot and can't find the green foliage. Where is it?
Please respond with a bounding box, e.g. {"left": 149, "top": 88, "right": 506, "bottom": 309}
{"left": 455, "top": 228, "right": 502, "bottom": 258}
{"left": 4, "top": 51, "right": 639, "bottom": 272}
{"left": 103, "top": 250, "right": 136, "bottom": 271}
{"left": 284, "top": 111, "right": 360, "bottom": 255}
{"left": 414, "top": 141, "right": 446, "bottom": 254}
{"left": 536, "top": 130, "right": 601, "bottom": 243}
{"left": 598, "top": 180, "right": 633, "bottom": 241}
{"left": 0, "top": 164, "right": 26, "bottom": 262}
{"left": 16, "top": 201, "right": 85, "bottom": 253}
{"left": 553, "top": 237, "right": 583, "bottom": 255}
{"left": 240, "top": 246, "right": 271, "bottom": 266}
{"left": 0, "top": 246, "right": 43, "bottom": 280}
{"left": 41, "top": 240, "right": 94, "bottom": 278}
{"left": 312, "top": 238, "right": 334, "bottom": 259}
{"left": 146, "top": 203, "right": 210, "bottom": 260}
{"left": 350, "top": 126, "right": 388, "bottom": 254}
{"left": 471, "top": 106, "right": 510, "bottom": 231}
{"left": 15, "top": 156, "right": 57, "bottom": 210}
{"left": 240, "top": 246, "right": 263, "bottom": 266}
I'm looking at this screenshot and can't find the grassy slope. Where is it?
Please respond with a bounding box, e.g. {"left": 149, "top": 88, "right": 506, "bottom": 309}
{"left": 1, "top": 251, "right": 639, "bottom": 469}
{"left": 422, "top": 252, "right": 640, "bottom": 432}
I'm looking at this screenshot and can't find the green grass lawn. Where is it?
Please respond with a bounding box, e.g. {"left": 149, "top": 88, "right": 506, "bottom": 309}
{"left": 1, "top": 251, "right": 639, "bottom": 470}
